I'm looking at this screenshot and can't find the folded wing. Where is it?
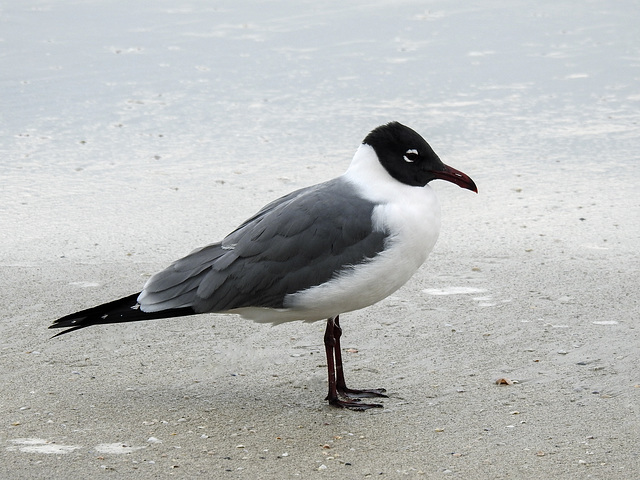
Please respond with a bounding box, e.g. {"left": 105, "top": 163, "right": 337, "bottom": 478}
{"left": 138, "top": 178, "right": 389, "bottom": 315}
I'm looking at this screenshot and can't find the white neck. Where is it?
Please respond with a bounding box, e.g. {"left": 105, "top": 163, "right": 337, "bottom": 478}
{"left": 342, "top": 143, "right": 413, "bottom": 204}
{"left": 341, "top": 142, "right": 441, "bottom": 265}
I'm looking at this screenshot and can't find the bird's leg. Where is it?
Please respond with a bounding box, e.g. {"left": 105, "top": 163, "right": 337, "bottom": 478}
{"left": 324, "top": 316, "right": 341, "bottom": 406}
{"left": 323, "top": 316, "right": 384, "bottom": 410}
{"left": 333, "top": 316, "right": 388, "bottom": 399}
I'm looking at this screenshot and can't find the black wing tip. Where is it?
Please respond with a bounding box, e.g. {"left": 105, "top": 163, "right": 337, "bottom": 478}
{"left": 49, "top": 292, "right": 142, "bottom": 337}
{"left": 49, "top": 317, "right": 86, "bottom": 330}
{"left": 49, "top": 325, "right": 86, "bottom": 338}
{"left": 49, "top": 292, "right": 198, "bottom": 338}
{"left": 49, "top": 312, "right": 88, "bottom": 328}
{"left": 49, "top": 312, "right": 94, "bottom": 338}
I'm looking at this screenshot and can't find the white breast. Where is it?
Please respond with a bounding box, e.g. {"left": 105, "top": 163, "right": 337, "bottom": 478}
{"left": 273, "top": 144, "right": 441, "bottom": 323}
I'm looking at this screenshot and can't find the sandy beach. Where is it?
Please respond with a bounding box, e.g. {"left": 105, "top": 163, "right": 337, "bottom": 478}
{"left": 1, "top": 1, "right": 638, "bottom": 478}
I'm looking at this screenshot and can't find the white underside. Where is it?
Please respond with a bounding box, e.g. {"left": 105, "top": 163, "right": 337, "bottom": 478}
{"left": 230, "top": 144, "right": 441, "bottom": 324}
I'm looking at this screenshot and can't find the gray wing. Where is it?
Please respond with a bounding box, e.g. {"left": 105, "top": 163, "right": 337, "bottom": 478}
{"left": 138, "top": 177, "right": 388, "bottom": 313}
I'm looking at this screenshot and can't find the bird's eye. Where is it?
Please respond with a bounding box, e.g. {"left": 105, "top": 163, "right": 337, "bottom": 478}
{"left": 403, "top": 149, "right": 419, "bottom": 163}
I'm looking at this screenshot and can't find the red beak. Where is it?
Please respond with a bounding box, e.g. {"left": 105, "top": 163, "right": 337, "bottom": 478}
{"left": 433, "top": 164, "right": 478, "bottom": 193}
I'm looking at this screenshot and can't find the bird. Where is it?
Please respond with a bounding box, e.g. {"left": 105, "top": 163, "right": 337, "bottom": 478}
{"left": 50, "top": 121, "right": 477, "bottom": 410}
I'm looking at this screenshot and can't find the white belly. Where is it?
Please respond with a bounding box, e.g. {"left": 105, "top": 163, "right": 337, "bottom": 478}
{"left": 233, "top": 184, "right": 441, "bottom": 325}
{"left": 285, "top": 185, "right": 440, "bottom": 318}
{"left": 231, "top": 144, "right": 442, "bottom": 325}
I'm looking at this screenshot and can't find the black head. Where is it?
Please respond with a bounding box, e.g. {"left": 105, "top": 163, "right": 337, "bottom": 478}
{"left": 363, "top": 122, "right": 477, "bottom": 192}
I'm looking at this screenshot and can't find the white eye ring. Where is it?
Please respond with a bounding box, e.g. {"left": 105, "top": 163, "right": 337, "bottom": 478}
{"left": 403, "top": 149, "right": 419, "bottom": 163}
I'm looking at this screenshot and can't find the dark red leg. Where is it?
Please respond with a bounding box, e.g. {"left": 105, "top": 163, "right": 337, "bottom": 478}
{"left": 333, "top": 316, "right": 388, "bottom": 399}
{"left": 323, "top": 316, "right": 385, "bottom": 410}
{"left": 324, "top": 316, "right": 339, "bottom": 405}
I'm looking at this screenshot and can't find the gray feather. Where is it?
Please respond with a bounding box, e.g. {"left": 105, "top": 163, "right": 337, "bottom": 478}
{"left": 138, "top": 177, "right": 388, "bottom": 315}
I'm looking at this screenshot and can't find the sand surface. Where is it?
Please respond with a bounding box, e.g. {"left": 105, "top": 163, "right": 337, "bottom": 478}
{"left": 1, "top": 1, "right": 639, "bottom": 478}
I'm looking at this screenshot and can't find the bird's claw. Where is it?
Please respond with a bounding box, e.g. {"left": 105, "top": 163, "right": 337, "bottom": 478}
{"left": 338, "top": 387, "right": 388, "bottom": 399}
{"left": 328, "top": 397, "right": 384, "bottom": 411}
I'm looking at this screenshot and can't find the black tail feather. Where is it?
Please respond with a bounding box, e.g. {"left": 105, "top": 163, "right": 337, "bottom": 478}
{"left": 50, "top": 292, "right": 196, "bottom": 337}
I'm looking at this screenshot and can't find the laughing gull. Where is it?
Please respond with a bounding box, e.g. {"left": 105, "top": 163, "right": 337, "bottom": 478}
{"left": 50, "top": 121, "right": 477, "bottom": 410}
